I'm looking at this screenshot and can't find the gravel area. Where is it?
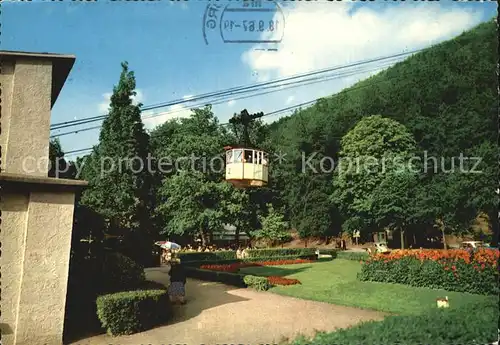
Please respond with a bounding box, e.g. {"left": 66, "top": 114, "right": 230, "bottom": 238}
{"left": 68, "top": 267, "right": 387, "bottom": 345}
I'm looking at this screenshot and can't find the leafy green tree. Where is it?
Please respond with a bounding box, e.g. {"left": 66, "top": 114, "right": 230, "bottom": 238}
{"left": 153, "top": 106, "right": 250, "bottom": 244}
{"left": 48, "top": 138, "right": 76, "bottom": 179}
{"left": 80, "top": 62, "right": 152, "bottom": 264}
{"left": 251, "top": 203, "right": 290, "bottom": 247}
{"left": 332, "top": 115, "right": 418, "bottom": 242}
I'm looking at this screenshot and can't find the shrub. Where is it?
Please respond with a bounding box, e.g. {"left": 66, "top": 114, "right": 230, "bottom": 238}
{"left": 200, "top": 258, "right": 316, "bottom": 273}
{"left": 336, "top": 251, "right": 369, "bottom": 261}
{"left": 183, "top": 266, "right": 246, "bottom": 287}
{"left": 267, "top": 276, "right": 301, "bottom": 286}
{"left": 246, "top": 248, "right": 316, "bottom": 258}
{"left": 317, "top": 249, "right": 337, "bottom": 257}
{"left": 178, "top": 251, "right": 237, "bottom": 262}
{"left": 101, "top": 252, "right": 146, "bottom": 293}
{"left": 290, "top": 299, "right": 499, "bottom": 345}
{"left": 358, "top": 249, "right": 499, "bottom": 295}
{"left": 184, "top": 255, "right": 318, "bottom": 268}
{"left": 96, "top": 289, "right": 171, "bottom": 336}
{"left": 244, "top": 275, "right": 271, "bottom": 291}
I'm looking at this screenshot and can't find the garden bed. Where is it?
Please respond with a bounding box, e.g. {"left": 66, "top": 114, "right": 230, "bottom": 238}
{"left": 184, "top": 258, "right": 310, "bottom": 289}
{"left": 358, "top": 248, "right": 499, "bottom": 295}
{"left": 199, "top": 258, "right": 316, "bottom": 273}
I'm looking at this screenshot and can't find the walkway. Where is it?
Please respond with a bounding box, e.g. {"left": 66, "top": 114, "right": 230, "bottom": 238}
{"left": 69, "top": 267, "right": 387, "bottom": 345}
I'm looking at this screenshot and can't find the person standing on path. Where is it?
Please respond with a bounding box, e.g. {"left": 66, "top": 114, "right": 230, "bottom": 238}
{"left": 168, "top": 261, "right": 187, "bottom": 304}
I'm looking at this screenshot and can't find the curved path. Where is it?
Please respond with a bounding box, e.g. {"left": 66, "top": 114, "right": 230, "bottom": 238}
{"left": 70, "top": 267, "right": 387, "bottom": 345}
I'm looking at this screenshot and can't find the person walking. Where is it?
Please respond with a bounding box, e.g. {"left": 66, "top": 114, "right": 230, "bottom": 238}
{"left": 168, "top": 261, "right": 187, "bottom": 305}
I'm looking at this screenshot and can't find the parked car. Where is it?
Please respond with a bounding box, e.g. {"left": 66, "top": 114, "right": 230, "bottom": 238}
{"left": 460, "top": 241, "right": 486, "bottom": 249}
{"left": 364, "top": 242, "right": 390, "bottom": 254}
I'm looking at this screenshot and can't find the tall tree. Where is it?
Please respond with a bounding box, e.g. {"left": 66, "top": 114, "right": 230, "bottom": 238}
{"left": 80, "top": 62, "right": 152, "bottom": 265}
{"left": 154, "top": 106, "right": 249, "bottom": 245}
{"left": 332, "top": 115, "right": 418, "bottom": 244}
{"left": 49, "top": 138, "right": 76, "bottom": 179}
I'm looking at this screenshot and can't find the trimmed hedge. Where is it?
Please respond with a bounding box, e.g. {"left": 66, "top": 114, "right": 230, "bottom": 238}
{"left": 246, "top": 248, "right": 316, "bottom": 258}
{"left": 336, "top": 251, "right": 369, "bottom": 261}
{"left": 178, "top": 251, "right": 237, "bottom": 262}
{"left": 244, "top": 275, "right": 271, "bottom": 291}
{"left": 358, "top": 249, "right": 499, "bottom": 295}
{"left": 182, "top": 254, "right": 319, "bottom": 268}
{"left": 317, "top": 249, "right": 337, "bottom": 257}
{"left": 96, "top": 289, "right": 172, "bottom": 336}
{"left": 291, "top": 299, "right": 499, "bottom": 345}
{"left": 184, "top": 266, "right": 247, "bottom": 287}
{"left": 101, "top": 252, "right": 146, "bottom": 293}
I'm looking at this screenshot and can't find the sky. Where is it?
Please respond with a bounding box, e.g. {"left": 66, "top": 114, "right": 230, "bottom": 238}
{"left": 2, "top": 0, "right": 497, "bottom": 158}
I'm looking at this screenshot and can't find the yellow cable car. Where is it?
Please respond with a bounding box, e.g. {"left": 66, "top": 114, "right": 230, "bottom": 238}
{"left": 224, "top": 145, "right": 269, "bottom": 188}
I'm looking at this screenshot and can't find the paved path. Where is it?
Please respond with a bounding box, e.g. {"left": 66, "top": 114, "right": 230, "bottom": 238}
{"left": 69, "top": 267, "right": 387, "bottom": 345}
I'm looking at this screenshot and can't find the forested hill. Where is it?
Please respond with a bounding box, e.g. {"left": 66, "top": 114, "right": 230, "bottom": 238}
{"left": 269, "top": 19, "right": 498, "bottom": 240}
{"left": 271, "top": 19, "right": 497, "bottom": 159}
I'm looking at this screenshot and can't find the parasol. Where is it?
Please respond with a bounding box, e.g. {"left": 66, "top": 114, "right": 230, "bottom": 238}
{"left": 155, "top": 241, "right": 181, "bottom": 250}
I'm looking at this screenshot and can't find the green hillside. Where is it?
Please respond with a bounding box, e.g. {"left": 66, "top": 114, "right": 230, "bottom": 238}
{"left": 269, "top": 20, "right": 498, "bottom": 241}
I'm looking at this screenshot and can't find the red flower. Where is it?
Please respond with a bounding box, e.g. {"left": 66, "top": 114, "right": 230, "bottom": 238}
{"left": 267, "top": 276, "right": 301, "bottom": 286}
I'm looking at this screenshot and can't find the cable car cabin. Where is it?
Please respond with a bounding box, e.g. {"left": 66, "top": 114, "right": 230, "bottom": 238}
{"left": 224, "top": 146, "right": 269, "bottom": 188}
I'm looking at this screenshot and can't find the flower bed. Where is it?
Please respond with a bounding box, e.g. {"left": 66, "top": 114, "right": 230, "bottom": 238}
{"left": 200, "top": 258, "right": 315, "bottom": 273}
{"left": 358, "top": 248, "right": 499, "bottom": 295}
{"left": 267, "top": 276, "right": 301, "bottom": 286}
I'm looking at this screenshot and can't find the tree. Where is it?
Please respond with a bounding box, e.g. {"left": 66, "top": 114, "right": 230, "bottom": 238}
{"left": 332, "top": 115, "right": 418, "bottom": 245}
{"left": 79, "top": 62, "right": 152, "bottom": 265}
{"left": 49, "top": 138, "right": 76, "bottom": 179}
{"left": 156, "top": 171, "right": 247, "bottom": 245}
{"left": 251, "top": 203, "right": 290, "bottom": 247}
{"left": 371, "top": 169, "right": 419, "bottom": 248}
{"left": 153, "top": 106, "right": 250, "bottom": 245}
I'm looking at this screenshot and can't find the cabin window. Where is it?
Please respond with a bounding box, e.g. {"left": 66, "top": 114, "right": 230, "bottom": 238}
{"left": 262, "top": 152, "right": 268, "bottom": 165}
{"left": 257, "top": 151, "right": 264, "bottom": 164}
{"left": 234, "top": 149, "right": 243, "bottom": 163}
{"left": 244, "top": 149, "right": 253, "bottom": 163}
{"left": 226, "top": 150, "right": 233, "bottom": 164}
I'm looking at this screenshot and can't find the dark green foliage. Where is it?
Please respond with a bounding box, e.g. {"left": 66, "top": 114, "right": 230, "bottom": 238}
{"left": 251, "top": 203, "right": 291, "bottom": 246}
{"left": 178, "top": 250, "right": 237, "bottom": 262}
{"left": 245, "top": 248, "right": 316, "bottom": 258}
{"left": 182, "top": 255, "right": 319, "bottom": 268}
{"left": 80, "top": 62, "right": 153, "bottom": 265}
{"left": 272, "top": 20, "right": 498, "bottom": 238}
{"left": 243, "top": 275, "right": 271, "bottom": 291}
{"left": 317, "top": 249, "right": 337, "bottom": 257}
{"left": 101, "top": 252, "right": 146, "bottom": 293}
{"left": 48, "top": 138, "right": 77, "bottom": 179}
{"left": 96, "top": 289, "right": 171, "bottom": 336}
{"left": 358, "top": 257, "right": 498, "bottom": 295}
{"left": 332, "top": 115, "right": 419, "bottom": 234}
{"left": 291, "top": 300, "right": 499, "bottom": 345}
{"left": 183, "top": 266, "right": 247, "bottom": 287}
{"left": 335, "top": 251, "right": 369, "bottom": 261}
{"left": 153, "top": 106, "right": 250, "bottom": 245}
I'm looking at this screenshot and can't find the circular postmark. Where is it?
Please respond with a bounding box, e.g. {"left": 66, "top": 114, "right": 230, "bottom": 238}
{"left": 203, "top": 0, "right": 285, "bottom": 50}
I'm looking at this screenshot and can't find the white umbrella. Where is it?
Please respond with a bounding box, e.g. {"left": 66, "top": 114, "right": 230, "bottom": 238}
{"left": 155, "top": 241, "right": 181, "bottom": 250}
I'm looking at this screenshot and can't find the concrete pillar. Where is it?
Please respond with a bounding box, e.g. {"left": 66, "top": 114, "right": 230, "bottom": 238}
{"left": 0, "top": 51, "right": 87, "bottom": 345}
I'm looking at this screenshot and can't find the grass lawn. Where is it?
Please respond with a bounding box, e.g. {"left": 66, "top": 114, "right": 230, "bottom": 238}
{"left": 239, "top": 259, "right": 497, "bottom": 315}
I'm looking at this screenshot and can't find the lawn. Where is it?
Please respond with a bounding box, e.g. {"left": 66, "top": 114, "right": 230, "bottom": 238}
{"left": 239, "top": 259, "right": 497, "bottom": 315}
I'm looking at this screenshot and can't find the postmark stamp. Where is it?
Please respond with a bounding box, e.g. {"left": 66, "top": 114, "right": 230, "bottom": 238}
{"left": 203, "top": 0, "right": 285, "bottom": 50}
